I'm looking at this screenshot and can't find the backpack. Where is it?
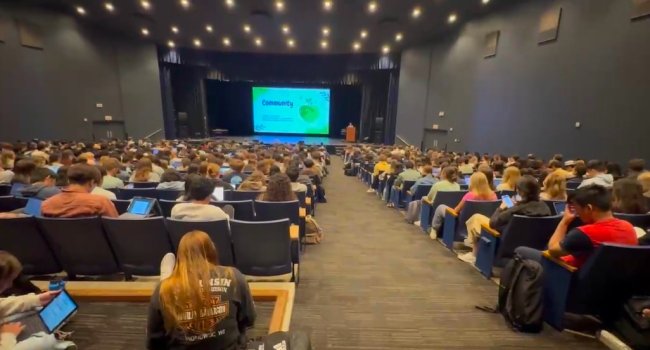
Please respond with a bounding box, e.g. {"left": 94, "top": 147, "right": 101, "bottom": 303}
{"left": 304, "top": 215, "right": 323, "bottom": 244}
{"left": 611, "top": 296, "right": 650, "bottom": 349}
{"left": 477, "top": 254, "right": 544, "bottom": 333}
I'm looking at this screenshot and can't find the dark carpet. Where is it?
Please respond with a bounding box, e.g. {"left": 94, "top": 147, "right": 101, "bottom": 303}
{"left": 288, "top": 157, "right": 603, "bottom": 349}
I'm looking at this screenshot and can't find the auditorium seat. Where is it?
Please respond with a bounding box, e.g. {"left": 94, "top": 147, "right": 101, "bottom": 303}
{"left": 0, "top": 216, "right": 61, "bottom": 275}
{"left": 159, "top": 199, "right": 179, "bottom": 218}
{"left": 542, "top": 244, "right": 650, "bottom": 330}
{"left": 613, "top": 213, "right": 650, "bottom": 231}
{"left": 544, "top": 200, "right": 566, "bottom": 215}
{"left": 117, "top": 188, "right": 158, "bottom": 200}
{"left": 420, "top": 191, "right": 467, "bottom": 233}
{"left": 231, "top": 191, "right": 264, "bottom": 201}
{"left": 111, "top": 199, "right": 131, "bottom": 215}
{"left": 406, "top": 184, "right": 432, "bottom": 203}
{"left": 156, "top": 189, "right": 183, "bottom": 201}
{"left": 230, "top": 219, "right": 296, "bottom": 282}
{"left": 475, "top": 215, "right": 562, "bottom": 278}
{"left": 102, "top": 217, "right": 173, "bottom": 279}
{"left": 164, "top": 218, "right": 235, "bottom": 266}
{"left": 37, "top": 217, "right": 120, "bottom": 278}
{"left": 131, "top": 182, "right": 159, "bottom": 188}
{"left": 211, "top": 200, "right": 255, "bottom": 221}
{"left": 0, "top": 196, "right": 27, "bottom": 212}
{"left": 0, "top": 185, "right": 11, "bottom": 196}
{"left": 389, "top": 180, "right": 416, "bottom": 208}
{"left": 254, "top": 200, "right": 304, "bottom": 244}
{"left": 441, "top": 200, "right": 501, "bottom": 250}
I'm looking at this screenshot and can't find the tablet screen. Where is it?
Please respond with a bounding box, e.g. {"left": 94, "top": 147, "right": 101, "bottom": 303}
{"left": 502, "top": 195, "right": 514, "bottom": 208}
{"left": 40, "top": 291, "right": 77, "bottom": 332}
{"left": 129, "top": 199, "right": 152, "bottom": 215}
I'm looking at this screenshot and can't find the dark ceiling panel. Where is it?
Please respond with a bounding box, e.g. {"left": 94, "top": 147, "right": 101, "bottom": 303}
{"left": 18, "top": 0, "right": 521, "bottom": 54}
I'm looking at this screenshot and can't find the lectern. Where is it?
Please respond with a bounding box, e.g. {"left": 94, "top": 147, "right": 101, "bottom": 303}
{"left": 345, "top": 124, "right": 356, "bottom": 142}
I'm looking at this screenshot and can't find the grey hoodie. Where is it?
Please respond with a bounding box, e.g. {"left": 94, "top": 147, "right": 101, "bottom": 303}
{"left": 578, "top": 173, "right": 614, "bottom": 189}
{"left": 19, "top": 183, "right": 61, "bottom": 200}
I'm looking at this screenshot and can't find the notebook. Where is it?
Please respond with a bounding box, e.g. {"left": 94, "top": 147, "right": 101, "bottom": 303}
{"left": 15, "top": 290, "right": 78, "bottom": 341}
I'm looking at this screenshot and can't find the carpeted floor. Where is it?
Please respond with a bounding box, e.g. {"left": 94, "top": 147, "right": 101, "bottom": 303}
{"left": 67, "top": 158, "right": 603, "bottom": 349}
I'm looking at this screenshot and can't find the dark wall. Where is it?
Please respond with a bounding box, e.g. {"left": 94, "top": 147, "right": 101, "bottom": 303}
{"left": 0, "top": 4, "right": 164, "bottom": 141}
{"left": 395, "top": 0, "right": 650, "bottom": 163}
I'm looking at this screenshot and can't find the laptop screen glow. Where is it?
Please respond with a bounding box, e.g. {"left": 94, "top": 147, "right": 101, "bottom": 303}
{"left": 129, "top": 199, "right": 152, "bottom": 215}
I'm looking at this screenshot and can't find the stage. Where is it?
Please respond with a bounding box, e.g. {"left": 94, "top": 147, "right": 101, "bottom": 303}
{"left": 209, "top": 135, "right": 351, "bottom": 146}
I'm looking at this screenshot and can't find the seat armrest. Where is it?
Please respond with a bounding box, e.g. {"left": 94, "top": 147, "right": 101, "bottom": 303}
{"left": 422, "top": 197, "right": 432, "bottom": 205}
{"left": 305, "top": 197, "right": 312, "bottom": 205}
{"left": 299, "top": 208, "right": 306, "bottom": 218}
{"left": 445, "top": 207, "right": 458, "bottom": 217}
{"left": 289, "top": 225, "right": 299, "bottom": 240}
{"left": 542, "top": 251, "right": 577, "bottom": 272}
{"left": 481, "top": 223, "right": 500, "bottom": 237}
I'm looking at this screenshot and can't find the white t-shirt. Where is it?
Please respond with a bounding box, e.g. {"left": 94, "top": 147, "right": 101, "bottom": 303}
{"left": 171, "top": 203, "right": 229, "bottom": 221}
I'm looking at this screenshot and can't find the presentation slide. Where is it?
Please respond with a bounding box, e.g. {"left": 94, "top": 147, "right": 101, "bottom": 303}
{"left": 253, "top": 87, "right": 330, "bottom": 135}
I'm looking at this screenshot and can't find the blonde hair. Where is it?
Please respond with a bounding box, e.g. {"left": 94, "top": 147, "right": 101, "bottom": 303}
{"left": 206, "top": 163, "right": 220, "bottom": 178}
{"left": 159, "top": 231, "right": 232, "bottom": 333}
{"left": 133, "top": 158, "right": 153, "bottom": 182}
{"left": 501, "top": 167, "right": 521, "bottom": 190}
{"left": 543, "top": 173, "right": 567, "bottom": 200}
{"left": 638, "top": 172, "right": 650, "bottom": 195}
{"left": 469, "top": 172, "right": 494, "bottom": 199}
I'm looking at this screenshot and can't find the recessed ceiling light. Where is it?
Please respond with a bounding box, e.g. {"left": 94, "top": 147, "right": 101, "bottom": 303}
{"left": 140, "top": 0, "right": 151, "bottom": 10}
{"left": 254, "top": 37, "right": 262, "bottom": 46}
{"left": 482, "top": 0, "right": 490, "bottom": 4}
{"left": 323, "top": 0, "right": 333, "bottom": 11}
{"left": 75, "top": 6, "right": 86, "bottom": 15}
{"left": 353, "top": 41, "right": 361, "bottom": 51}
{"left": 225, "top": 0, "right": 235, "bottom": 8}
{"left": 171, "top": 26, "right": 179, "bottom": 34}
{"left": 141, "top": 27, "right": 149, "bottom": 36}
{"left": 104, "top": 2, "right": 114, "bottom": 12}
{"left": 223, "top": 37, "right": 231, "bottom": 46}
{"left": 243, "top": 24, "right": 251, "bottom": 33}
{"left": 282, "top": 24, "right": 290, "bottom": 34}
{"left": 321, "top": 40, "right": 328, "bottom": 49}
{"left": 360, "top": 30, "right": 368, "bottom": 39}
{"left": 368, "top": 1, "right": 377, "bottom": 13}
{"left": 322, "top": 26, "right": 330, "bottom": 36}
{"left": 276, "top": 1, "right": 285, "bottom": 11}
{"left": 412, "top": 6, "right": 421, "bottom": 18}
{"left": 382, "top": 45, "right": 390, "bottom": 54}
{"left": 395, "top": 33, "right": 403, "bottom": 42}
{"left": 167, "top": 40, "right": 175, "bottom": 48}
{"left": 206, "top": 25, "right": 213, "bottom": 33}
{"left": 448, "top": 13, "right": 458, "bottom": 24}
{"left": 193, "top": 38, "right": 201, "bottom": 47}
{"left": 180, "top": 0, "right": 190, "bottom": 9}
{"left": 287, "top": 38, "right": 295, "bottom": 47}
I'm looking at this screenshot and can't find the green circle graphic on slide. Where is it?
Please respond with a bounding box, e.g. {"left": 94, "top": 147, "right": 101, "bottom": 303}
{"left": 299, "top": 105, "right": 320, "bottom": 123}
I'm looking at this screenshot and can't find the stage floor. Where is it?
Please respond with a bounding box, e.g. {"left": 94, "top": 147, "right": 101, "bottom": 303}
{"left": 213, "top": 135, "right": 349, "bottom": 146}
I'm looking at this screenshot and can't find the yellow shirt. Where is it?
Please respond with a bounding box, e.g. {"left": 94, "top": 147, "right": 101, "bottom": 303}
{"left": 373, "top": 161, "right": 391, "bottom": 176}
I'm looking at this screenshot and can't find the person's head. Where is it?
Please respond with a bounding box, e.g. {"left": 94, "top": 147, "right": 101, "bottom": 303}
{"left": 516, "top": 176, "right": 541, "bottom": 203}
{"left": 404, "top": 160, "right": 414, "bottom": 170}
{"left": 134, "top": 158, "right": 153, "bottom": 182}
{"left": 502, "top": 166, "right": 521, "bottom": 189}
{"left": 548, "top": 160, "right": 563, "bottom": 170}
{"left": 491, "top": 160, "right": 505, "bottom": 176}
{"left": 638, "top": 172, "right": 650, "bottom": 196}
{"left": 629, "top": 159, "right": 646, "bottom": 174}
{"left": 104, "top": 158, "right": 121, "bottom": 176}
{"left": 12, "top": 159, "right": 36, "bottom": 184}
{"left": 303, "top": 159, "right": 315, "bottom": 169}
{"left": 269, "top": 165, "right": 281, "bottom": 176}
{"left": 0, "top": 150, "right": 15, "bottom": 169}
{"left": 478, "top": 164, "right": 494, "bottom": 190}
{"left": 56, "top": 166, "right": 69, "bottom": 187}
{"left": 229, "top": 159, "right": 245, "bottom": 173}
{"left": 60, "top": 150, "right": 75, "bottom": 166}
{"left": 286, "top": 167, "right": 300, "bottom": 182}
{"left": 543, "top": 172, "right": 567, "bottom": 199}
{"left": 568, "top": 185, "right": 613, "bottom": 224}
{"left": 586, "top": 160, "right": 607, "bottom": 177}
{"left": 0, "top": 251, "right": 21, "bottom": 292}
{"left": 49, "top": 152, "right": 60, "bottom": 165}
{"left": 441, "top": 166, "right": 458, "bottom": 183}
{"left": 378, "top": 155, "right": 387, "bottom": 163}
{"left": 574, "top": 163, "right": 587, "bottom": 178}
{"left": 262, "top": 173, "right": 296, "bottom": 202}
{"left": 185, "top": 176, "right": 215, "bottom": 203}
{"left": 421, "top": 165, "right": 433, "bottom": 176}
{"left": 67, "top": 164, "right": 102, "bottom": 191}
{"left": 612, "top": 178, "right": 648, "bottom": 214}
{"left": 206, "top": 163, "right": 220, "bottom": 178}
{"left": 244, "top": 170, "right": 266, "bottom": 184}
{"left": 30, "top": 167, "right": 56, "bottom": 187}
{"left": 469, "top": 171, "right": 492, "bottom": 197}
{"left": 159, "top": 231, "right": 226, "bottom": 333}
{"left": 160, "top": 169, "right": 182, "bottom": 183}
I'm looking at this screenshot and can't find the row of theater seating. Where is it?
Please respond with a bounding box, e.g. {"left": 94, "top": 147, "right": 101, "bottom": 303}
{"left": 352, "top": 161, "right": 650, "bottom": 331}
{"left": 0, "top": 215, "right": 300, "bottom": 282}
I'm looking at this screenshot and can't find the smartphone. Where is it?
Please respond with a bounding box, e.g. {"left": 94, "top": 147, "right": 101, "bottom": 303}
{"left": 501, "top": 195, "right": 514, "bottom": 208}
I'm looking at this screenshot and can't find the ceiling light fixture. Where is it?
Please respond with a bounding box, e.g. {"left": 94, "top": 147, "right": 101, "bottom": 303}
{"left": 448, "top": 13, "right": 458, "bottom": 24}
{"left": 482, "top": 0, "right": 490, "bottom": 4}
{"left": 395, "top": 33, "right": 403, "bottom": 42}
{"left": 225, "top": 0, "right": 235, "bottom": 8}
{"left": 104, "top": 2, "right": 114, "bottom": 12}
{"left": 140, "top": 0, "right": 151, "bottom": 10}
{"left": 276, "top": 1, "right": 285, "bottom": 11}
{"left": 180, "top": 0, "right": 190, "bottom": 9}
{"left": 141, "top": 27, "right": 149, "bottom": 36}
{"left": 167, "top": 40, "right": 175, "bottom": 48}
{"left": 282, "top": 24, "right": 290, "bottom": 34}
{"left": 360, "top": 30, "right": 368, "bottom": 39}
{"left": 323, "top": 0, "right": 333, "bottom": 11}
{"left": 368, "top": 1, "right": 377, "bottom": 13}
{"left": 193, "top": 38, "right": 201, "bottom": 47}
{"left": 254, "top": 37, "right": 262, "bottom": 46}
{"left": 287, "top": 39, "right": 295, "bottom": 48}
{"left": 353, "top": 41, "right": 361, "bottom": 51}
{"left": 412, "top": 6, "right": 421, "bottom": 18}
{"left": 206, "top": 25, "right": 213, "bottom": 33}
{"left": 171, "top": 26, "right": 179, "bottom": 34}
{"left": 75, "top": 6, "right": 86, "bottom": 15}
{"left": 223, "top": 37, "right": 231, "bottom": 46}
{"left": 243, "top": 24, "right": 251, "bottom": 33}
{"left": 321, "top": 40, "right": 328, "bottom": 49}
{"left": 322, "top": 26, "right": 330, "bottom": 36}
{"left": 382, "top": 45, "right": 390, "bottom": 54}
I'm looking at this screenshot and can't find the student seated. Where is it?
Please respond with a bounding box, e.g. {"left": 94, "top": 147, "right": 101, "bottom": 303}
{"left": 458, "top": 157, "right": 474, "bottom": 175}
{"left": 258, "top": 174, "right": 297, "bottom": 202}
{"left": 206, "top": 163, "right": 234, "bottom": 190}
{"left": 578, "top": 160, "right": 613, "bottom": 189}
{"left": 171, "top": 177, "right": 229, "bottom": 221}
{"left": 515, "top": 185, "right": 637, "bottom": 268}
{"left": 393, "top": 160, "right": 421, "bottom": 188}
{"left": 129, "top": 158, "right": 161, "bottom": 183}
{"left": 101, "top": 158, "right": 125, "bottom": 189}
{"left": 638, "top": 171, "right": 650, "bottom": 198}
{"left": 222, "top": 159, "right": 247, "bottom": 187}
{"left": 91, "top": 166, "right": 117, "bottom": 200}
{"left": 612, "top": 178, "right": 648, "bottom": 214}
{"left": 286, "top": 167, "right": 307, "bottom": 193}
{"left": 496, "top": 166, "right": 520, "bottom": 191}
{"left": 627, "top": 159, "right": 646, "bottom": 179}
{"left": 429, "top": 172, "right": 497, "bottom": 239}
{"left": 424, "top": 166, "right": 461, "bottom": 203}
{"left": 540, "top": 172, "right": 568, "bottom": 201}
{"left": 41, "top": 164, "right": 118, "bottom": 218}
{"left": 408, "top": 165, "right": 437, "bottom": 196}
{"left": 156, "top": 169, "right": 185, "bottom": 191}
{"left": 147, "top": 231, "right": 255, "bottom": 350}
{"left": 237, "top": 171, "right": 266, "bottom": 192}
{"left": 458, "top": 176, "right": 551, "bottom": 263}
{"left": 367, "top": 155, "right": 390, "bottom": 193}
{"left": 19, "top": 168, "right": 60, "bottom": 200}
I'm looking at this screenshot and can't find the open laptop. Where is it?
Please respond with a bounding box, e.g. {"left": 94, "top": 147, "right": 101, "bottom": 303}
{"left": 24, "top": 198, "right": 43, "bottom": 216}
{"left": 119, "top": 197, "right": 156, "bottom": 219}
{"left": 553, "top": 202, "right": 567, "bottom": 215}
{"left": 15, "top": 289, "right": 78, "bottom": 341}
{"left": 213, "top": 187, "right": 225, "bottom": 202}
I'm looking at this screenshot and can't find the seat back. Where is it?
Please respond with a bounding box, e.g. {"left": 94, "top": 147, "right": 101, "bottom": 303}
{"left": 566, "top": 181, "right": 581, "bottom": 190}
{"left": 211, "top": 200, "right": 255, "bottom": 221}
{"left": 400, "top": 180, "right": 417, "bottom": 199}
{"left": 458, "top": 200, "right": 501, "bottom": 233}
{"left": 231, "top": 191, "right": 264, "bottom": 202}
{"left": 157, "top": 189, "right": 183, "bottom": 201}
{"left": 111, "top": 199, "right": 131, "bottom": 215}
{"left": 0, "top": 185, "right": 11, "bottom": 196}
{"left": 230, "top": 219, "right": 292, "bottom": 276}
{"left": 0, "top": 196, "right": 27, "bottom": 212}
{"left": 118, "top": 188, "right": 158, "bottom": 200}
{"left": 159, "top": 199, "right": 180, "bottom": 218}
{"left": 0, "top": 217, "right": 61, "bottom": 275}
{"left": 253, "top": 200, "right": 300, "bottom": 225}
{"left": 431, "top": 191, "right": 467, "bottom": 209}
{"left": 102, "top": 217, "right": 173, "bottom": 276}
{"left": 613, "top": 213, "right": 650, "bottom": 230}
{"left": 131, "top": 182, "right": 159, "bottom": 188}
{"left": 411, "top": 185, "right": 432, "bottom": 201}
{"left": 294, "top": 191, "right": 306, "bottom": 207}
{"left": 37, "top": 217, "right": 120, "bottom": 276}
{"left": 495, "top": 215, "right": 562, "bottom": 265}
{"left": 165, "top": 218, "right": 234, "bottom": 266}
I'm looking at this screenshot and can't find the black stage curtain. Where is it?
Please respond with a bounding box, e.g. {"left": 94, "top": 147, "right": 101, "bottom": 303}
{"left": 159, "top": 48, "right": 399, "bottom": 143}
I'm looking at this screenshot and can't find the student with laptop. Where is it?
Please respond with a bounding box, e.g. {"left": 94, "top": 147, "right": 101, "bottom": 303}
{"left": 0, "top": 251, "right": 76, "bottom": 349}
{"left": 171, "top": 177, "right": 230, "bottom": 221}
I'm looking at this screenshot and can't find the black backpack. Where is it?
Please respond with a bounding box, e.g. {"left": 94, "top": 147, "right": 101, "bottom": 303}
{"left": 611, "top": 296, "right": 650, "bottom": 349}
{"left": 478, "top": 255, "right": 544, "bottom": 333}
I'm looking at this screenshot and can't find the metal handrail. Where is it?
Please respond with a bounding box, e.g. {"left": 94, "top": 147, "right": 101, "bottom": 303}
{"left": 395, "top": 135, "right": 410, "bottom": 146}
{"left": 144, "top": 129, "right": 163, "bottom": 139}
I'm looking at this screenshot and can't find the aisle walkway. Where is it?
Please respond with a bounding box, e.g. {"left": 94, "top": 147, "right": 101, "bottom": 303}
{"left": 291, "top": 158, "right": 602, "bottom": 349}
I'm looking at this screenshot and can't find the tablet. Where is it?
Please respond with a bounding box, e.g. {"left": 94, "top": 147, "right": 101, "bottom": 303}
{"left": 501, "top": 195, "right": 514, "bottom": 208}
{"left": 127, "top": 197, "right": 156, "bottom": 216}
